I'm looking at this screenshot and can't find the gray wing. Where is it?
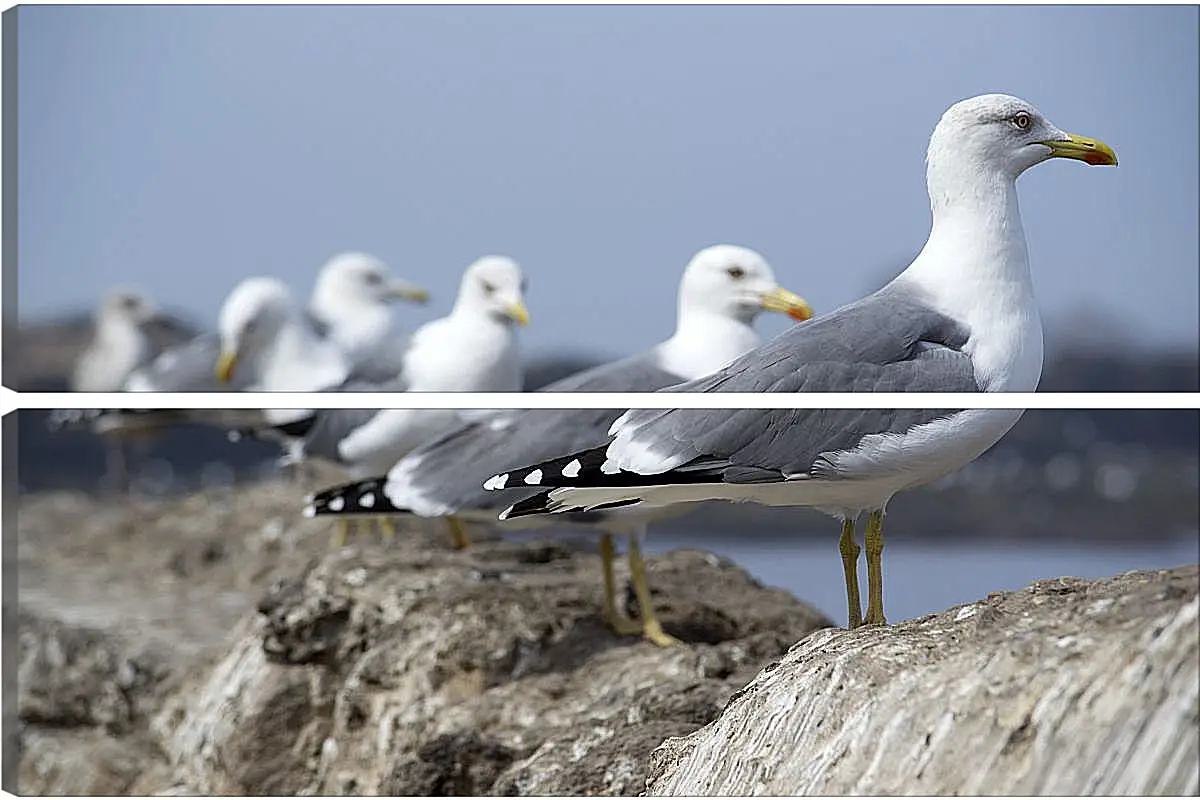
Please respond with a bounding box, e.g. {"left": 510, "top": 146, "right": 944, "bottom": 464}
{"left": 137, "top": 315, "right": 198, "bottom": 357}
{"left": 248, "top": 371, "right": 409, "bottom": 457}
{"left": 124, "top": 333, "right": 244, "bottom": 392}
{"left": 341, "top": 335, "right": 413, "bottom": 387}
{"left": 497, "top": 283, "right": 981, "bottom": 488}
{"left": 391, "top": 351, "right": 687, "bottom": 511}
{"left": 292, "top": 408, "right": 387, "bottom": 463}
{"left": 301, "top": 308, "right": 333, "bottom": 339}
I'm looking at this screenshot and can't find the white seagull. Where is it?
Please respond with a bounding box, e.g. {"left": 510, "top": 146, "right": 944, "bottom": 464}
{"left": 485, "top": 93, "right": 1118, "bottom": 631}
{"left": 71, "top": 288, "right": 163, "bottom": 393}
{"left": 273, "top": 255, "right": 531, "bottom": 544}
{"left": 125, "top": 252, "right": 428, "bottom": 391}
{"left": 301, "top": 245, "right": 812, "bottom": 642}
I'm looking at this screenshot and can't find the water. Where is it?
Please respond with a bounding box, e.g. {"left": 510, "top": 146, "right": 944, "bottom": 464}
{"left": 647, "top": 534, "right": 1199, "bottom": 627}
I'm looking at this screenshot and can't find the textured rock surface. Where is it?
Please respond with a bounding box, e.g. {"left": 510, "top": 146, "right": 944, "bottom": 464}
{"left": 14, "top": 484, "right": 831, "bottom": 795}
{"left": 14, "top": 485, "right": 1198, "bottom": 796}
{"left": 153, "top": 543, "right": 828, "bottom": 795}
{"left": 646, "top": 564, "right": 1200, "bottom": 796}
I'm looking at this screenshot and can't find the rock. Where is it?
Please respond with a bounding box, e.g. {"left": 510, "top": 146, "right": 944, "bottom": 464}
{"left": 17, "top": 727, "right": 174, "bottom": 796}
{"left": 15, "top": 614, "right": 176, "bottom": 795}
{"left": 151, "top": 539, "right": 831, "bottom": 795}
{"left": 646, "top": 564, "right": 1200, "bottom": 796}
{"left": 18, "top": 614, "right": 171, "bottom": 732}
{"left": 14, "top": 484, "right": 1198, "bottom": 796}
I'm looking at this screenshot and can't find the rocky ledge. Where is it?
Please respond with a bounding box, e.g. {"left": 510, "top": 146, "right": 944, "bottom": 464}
{"left": 10, "top": 485, "right": 1198, "bottom": 795}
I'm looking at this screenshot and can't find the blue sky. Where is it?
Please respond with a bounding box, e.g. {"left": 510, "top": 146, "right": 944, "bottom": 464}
{"left": 15, "top": 4, "right": 1199, "bottom": 360}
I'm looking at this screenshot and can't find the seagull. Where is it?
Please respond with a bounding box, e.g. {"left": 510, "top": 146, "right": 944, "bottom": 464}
{"left": 58, "top": 276, "right": 355, "bottom": 446}
{"left": 306, "top": 251, "right": 430, "bottom": 372}
{"left": 302, "top": 244, "right": 813, "bottom": 643}
{"left": 59, "top": 250, "right": 430, "bottom": 467}
{"left": 124, "top": 251, "right": 427, "bottom": 391}
{"left": 276, "top": 255, "right": 531, "bottom": 544}
{"left": 211, "top": 275, "right": 351, "bottom": 393}
{"left": 69, "top": 288, "right": 166, "bottom": 491}
{"left": 484, "top": 93, "right": 1118, "bottom": 631}
{"left": 72, "top": 288, "right": 163, "bottom": 393}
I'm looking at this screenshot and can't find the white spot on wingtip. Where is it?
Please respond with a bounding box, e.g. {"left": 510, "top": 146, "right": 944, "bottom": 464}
{"left": 359, "top": 492, "right": 375, "bottom": 509}
{"left": 328, "top": 496, "right": 346, "bottom": 512}
{"left": 484, "top": 473, "right": 509, "bottom": 491}
{"left": 562, "top": 459, "right": 581, "bottom": 478}
{"left": 498, "top": 506, "right": 513, "bottom": 520}
{"left": 302, "top": 505, "right": 316, "bottom": 518}
{"left": 524, "top": 469, "right": 543, "bottom": 485}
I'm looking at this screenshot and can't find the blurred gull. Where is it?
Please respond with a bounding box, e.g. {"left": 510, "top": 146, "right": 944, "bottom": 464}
{"left": 69, "top": 288, "right": 166, "bottom": 491}
{"left": 125, "top": 252, "right": 428, "bottom": 391}
{"left": 71, "top": 288, "right": 163, "bottom": 392}
{"left": 54, "top": 277, "right": 355, "bottom": 441}
{"left": 57, "top": 253, "right": 430, "bottom": 464}
{"left": 486, "top": 93, "right": 1118, "bottom": 633}
{"left": 303, "top": 245, "right": 813, "bottom": 637}
{"left": 307, "top": 251, "right": 429, "bottom": 371}
{"left": 268, "top": 255, "right": 531, "bottom": 544}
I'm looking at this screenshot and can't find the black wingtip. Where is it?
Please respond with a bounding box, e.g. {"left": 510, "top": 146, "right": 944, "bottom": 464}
{"left": 271, "top": 414, "right": 318, "bottom": 439}
{"left": 498, "top": 492, "right": 644, "bottom": 521}
{"left": 484, "top": 446, "right": 611, "bottom": 492}
{"left": 498, "top": 491, "right": 557, "bottom": 520}
{"left": 304, "top": 477, "right": 410, "bottom": 517}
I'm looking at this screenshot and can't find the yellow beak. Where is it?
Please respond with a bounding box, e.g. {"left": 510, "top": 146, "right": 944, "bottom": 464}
{"left": 1041, "top": 133, "right": 1118, "bottom": 166}
{"left": 215, "top": 350, "right": 239, "bottom": 384}
{"left": 388, "top": 282, "right": 431, "bottom": 304}
{"left": 759, "top": 286, "right": 814, "bottom": 322}
{"left": 506, "top": 301, "right": 531, "bottom": 326}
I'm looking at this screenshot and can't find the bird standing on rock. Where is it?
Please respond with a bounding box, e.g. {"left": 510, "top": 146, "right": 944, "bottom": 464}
{"left": 487, "top": 93, "right": 1119, "bottom": 632}
{"left": 303, "top": 244, "right": 814, "bottom": 645}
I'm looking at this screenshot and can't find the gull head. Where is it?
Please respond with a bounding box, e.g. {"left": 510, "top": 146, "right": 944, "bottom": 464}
{"left": 928, "top": 93, "right": 1117, "bottom": 185}
{"left": 679, "top": 245, "right": 813, "bottom": 324}
{"left": 316, "top": 251, "right": 430, "bottom": 311}
{"left": 215, "top": 277, "right": 295, "bottom": 383}
{"left": 457, "top": 255, "right": 530, "bottom": 326}
{"left": 100, "top": 288, "right": 159, "bottom": 325}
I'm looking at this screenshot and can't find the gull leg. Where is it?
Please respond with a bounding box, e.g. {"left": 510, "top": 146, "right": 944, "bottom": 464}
{"left": 376, "top": 516, "right": 397, "bottom": 543}
{"left": 599, "top": 534, "right": 643, "bottom": 636}
{"left": 627, "top": 534, "right": 682, "bottom": 647}
{"left": 445, "top": 517, "right": 471, "bottom": 550}
{"left": 863, "top": 509, "right": 888, "bottom": 626}
{"left": 839, "top": 518, "right": 864, "bottom": 629}
{"left": 331, "top": 518, "right": 356, "bottom": 549}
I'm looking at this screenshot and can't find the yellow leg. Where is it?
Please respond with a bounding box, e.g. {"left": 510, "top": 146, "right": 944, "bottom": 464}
{"left": 627, "top": 536, "right": 682, "bottom": 647}
{"left": 376, "top": 516, "right": 397, "bottom": 542}
{"left": 839, "top": 518, "right": 864, "bottom": 629}
{"left": 445, "top": 517, "right": 471, "bottom": 550}
{"left": 599, "top": 535, "right": 643, "bottom": 636}
{"left": 863, "top": 510, "right": 888, "bottom": 626}
{"left": 331, "top": 518, "right": 355, "bottom": 549}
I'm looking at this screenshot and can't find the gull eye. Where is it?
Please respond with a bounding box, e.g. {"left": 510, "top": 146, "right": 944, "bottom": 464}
{"left": 1011, "top": 111, "right": 1032, "bottom": 131}
{"left": 481, "top": 280, "right": 496, "bottom": 296}
{"left": 727, "top": 266, "right": 746, "bottom": 280}
{"left": 364, "top": 271, "right": 383, "bottom": 285}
